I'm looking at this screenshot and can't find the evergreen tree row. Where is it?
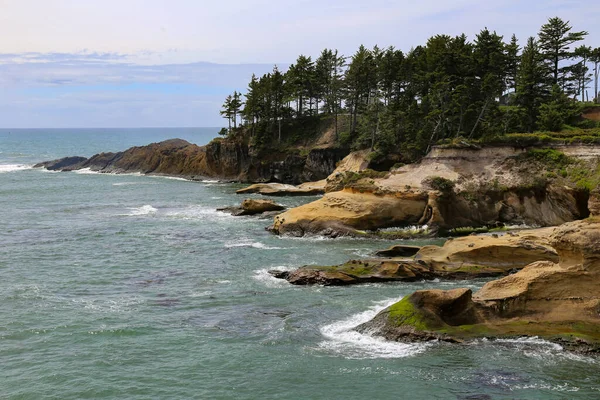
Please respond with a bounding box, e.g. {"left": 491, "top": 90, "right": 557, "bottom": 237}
{"left": 220, "top": 17, "right": 600, "bottom": 158}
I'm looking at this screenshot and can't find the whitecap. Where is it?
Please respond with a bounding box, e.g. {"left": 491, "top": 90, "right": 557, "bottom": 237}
{"left": 225, "top": 241, "right": 284, "bottom": 250}
{"left": 121, "top": 205, "right": 158, "bottom": 216}
{"left": 318, "top": 297, "right": 429, "bottom": 359}
{"left": 0, "top": 164, "right": 33, "bottom": 173}
{"left": 73, "top": 168, "right": 98, "bottom": 174}
{"left": 165, "top": 205, "right": 236, "bottom": 221}
{"left": 148, "top": 175, "right": 189, "bottom": 181}
{"left": 475, "top": 336, "right": 599, "bottom": 365}
{"left": 112, "top": 181, "right": 157, "bottom": 186}
{"left": 252, "top": 267, "right": 295, "bottom": 288}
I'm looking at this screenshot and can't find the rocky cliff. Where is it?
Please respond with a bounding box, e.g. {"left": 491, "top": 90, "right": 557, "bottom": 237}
{"left": 35, "top": 138, "right": 349, "bottom": 184}
{"left": 269, "top": 145, "right": 598, "bottom": 235}
{"left": 356, "top": 214, "right": 600, "bottom": 351}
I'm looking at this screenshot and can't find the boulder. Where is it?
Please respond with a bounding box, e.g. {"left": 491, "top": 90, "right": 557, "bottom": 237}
{"left": 218, "top": 199, "right": 285, "bottom": 216}
{"left": 240, "top": 199, "right": 284, "bottom": 214}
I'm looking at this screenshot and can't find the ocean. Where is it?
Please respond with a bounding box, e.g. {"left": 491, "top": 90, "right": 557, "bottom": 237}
{"left": 1, "top": 128, "right": 599, "bottom": 399}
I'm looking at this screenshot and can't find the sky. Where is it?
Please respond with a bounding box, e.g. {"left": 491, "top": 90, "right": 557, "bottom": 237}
{"left": 0, "top": 0, "right": 599, "bottom": 128}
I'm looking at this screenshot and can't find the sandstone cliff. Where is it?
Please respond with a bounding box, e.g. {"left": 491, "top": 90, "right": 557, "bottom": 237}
{"left": 356, "top": 215, "right": 600, "bottom": 351}
{"left": 269, "top": 145, "right": 598, "bottom": 235}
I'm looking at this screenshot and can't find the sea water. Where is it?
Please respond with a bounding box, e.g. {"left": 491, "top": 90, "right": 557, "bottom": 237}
{"left": 1, "top": 128, "right": 599, "bottom": 399}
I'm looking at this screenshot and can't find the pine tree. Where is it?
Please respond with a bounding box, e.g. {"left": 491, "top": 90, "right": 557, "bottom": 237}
{"left": 592, "top": 47, "right": 600, "bottom": 103}
{"left": 516, "top": 37, "right": 549, "bottom": 132}
{"left": 574, "top": 45, "right": 593, "bottom": 101}
{"left": 538, "top": 17, "right": 588, "bottom": 88}
{"left": 505, "top": 34, "right": 520, "bottom": 93}
{"left": 220, "top": 95, "right": 233, "bottom": 133}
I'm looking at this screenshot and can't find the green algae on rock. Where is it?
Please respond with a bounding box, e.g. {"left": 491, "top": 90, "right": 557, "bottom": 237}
{"left": 356, "top": 218, "right": 600, "bottom": 352}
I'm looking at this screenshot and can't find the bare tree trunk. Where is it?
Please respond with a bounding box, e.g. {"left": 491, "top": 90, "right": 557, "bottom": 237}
{"left": 469, "top": 98, "right": 490, "bottom": 139}
{"left": 595, "top": 61, "right": 599, "bottom": 103}
{"left": 426, "top": 116, "right": 443, "bottom": 154}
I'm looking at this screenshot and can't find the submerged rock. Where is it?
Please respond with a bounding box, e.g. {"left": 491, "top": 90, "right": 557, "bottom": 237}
{"left": 357, "top": 218, "right": 600, "bottom": 351}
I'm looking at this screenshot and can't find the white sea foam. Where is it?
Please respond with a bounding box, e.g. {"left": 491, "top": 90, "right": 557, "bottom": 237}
{"left": 122, "top": 205, "right": 158, "bottom": 216}
{"left": 202, "top": 180, "right": 220, "bottom": 183}
{"left": 252, "top": 267, "right": 295, "bottom": 288}
{"left": 225, "top": 241, "right": 284, "bottom": 250}
{"left": 0, "top": 164, "right": 33, "bottom": 173}
{"left": 318, "top": 297, "right": 429, "bottom": 359}
{"left": 112, "top": 181, "right": 159, "bottom": 186}
{"left": 74, "top": 168, "right": 144, "bottom": 177}
{"left": 476, "top": 336, "right": 599, "bottom": 365}
{"left": 148, "top": 175, "right": 189, "bottom": 181}
{"left": 165, "top": 205, "right": 235, "bottom": 221}
{"left": 73, "top": 168, "right": 98, "bottom": 174}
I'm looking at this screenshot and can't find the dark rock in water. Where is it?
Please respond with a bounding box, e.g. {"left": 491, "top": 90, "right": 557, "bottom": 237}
{"left": 375, "top": 244, "right": 422, "bottom": 257}
{"left": 268, "top": 270, "right": 290, "bottom": 279}
{"left": 34, "top": 156, "right": 88, "bottom": 170}
{"left": 217, "top": 206, "right": 245, "bottom": 216}
{"left": 240, "top": 199, "right": 284, "bottom": 214}
{"left": 218, "top": 199, "right": 285, "bottom": 216}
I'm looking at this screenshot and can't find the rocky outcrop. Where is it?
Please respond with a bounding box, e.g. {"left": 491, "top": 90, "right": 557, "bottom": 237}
{"left": 236, "top": 150, "right": 372, "bottom": 196}
{"left": 357, "top": 218, "right": 600, "bottom": 351}
{"left": 36, "top": 138, "right": 348, "bottom": 184}
{"left": 269, "top": 145, "right": 595, "bottom": 237}
{"left": 217, "top": 199, "right": 285, "bottom": 216}
{"left": 272, "top": 228, "right": 558, "bottom": 285}
{"left": 236, "top": 183, "right": 324, "bottom": 196}
{"left": 34, "top": 156, "right": 87, "bottom": 171}
{"left": 269, "top": 189, "right": 429, "bottom": 236}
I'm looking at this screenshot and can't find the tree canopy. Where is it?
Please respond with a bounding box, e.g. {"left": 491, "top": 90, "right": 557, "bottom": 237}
{"left": 220, "top": 16, "right": 599, "bottom": 159}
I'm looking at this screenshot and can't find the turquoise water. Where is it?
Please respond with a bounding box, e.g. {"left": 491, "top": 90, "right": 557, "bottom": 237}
{"left": 1, "top": 129, "right": 599, "bottom": 399}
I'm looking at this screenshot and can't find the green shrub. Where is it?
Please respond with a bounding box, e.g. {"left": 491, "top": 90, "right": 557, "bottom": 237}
{"left": 424, "top": 176, "right": 455, "bottom": 193}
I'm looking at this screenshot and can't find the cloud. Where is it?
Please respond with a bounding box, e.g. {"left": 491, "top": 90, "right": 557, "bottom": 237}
{"left": 0, "top": 0, "right": 598, "bottom": 127}
{"left": 0, "top": 52, "right": 284, "bottom": 127}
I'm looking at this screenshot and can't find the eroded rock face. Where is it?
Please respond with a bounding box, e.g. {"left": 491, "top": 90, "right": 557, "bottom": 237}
{"left": 269, "top": 189, "right": 428, "bottom": 236}
{"left": 589, "top": 189, "right": 600, "bottom": 217}
{"left": 358, "top": 219, "right": 600, "bottom": 351}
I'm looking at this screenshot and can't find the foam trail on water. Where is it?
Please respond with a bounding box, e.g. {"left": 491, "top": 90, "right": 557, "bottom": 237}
{"left": 165, "top": 205, "right": 236, "bottom": 221}
{"left": 318, "top": 297, "right": 429, "bottom": 359}
{"left": 122, "top": 205, "right": 158, "bottom": 216}
{"left": 225, "top": 241, "right": 284, "bottom": 250}
{"left": 0, "top": 164, "right": 33, "bottom": 173}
